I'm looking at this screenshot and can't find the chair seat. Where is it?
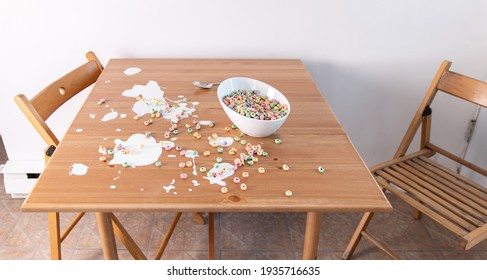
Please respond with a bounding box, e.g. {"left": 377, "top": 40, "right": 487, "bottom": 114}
{"left": 372, "top": 149, "right": 487, "bottom": 250}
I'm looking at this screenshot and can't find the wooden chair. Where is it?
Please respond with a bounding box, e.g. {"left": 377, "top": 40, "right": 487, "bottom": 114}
{"left": 15, "top": 51, "right": 104, "bottom": 259}
{"left": 343, "top": 60, "right": 487, "bottom": 260}
{"left": 15, "top": 51, "right": 205, "bottom": 259}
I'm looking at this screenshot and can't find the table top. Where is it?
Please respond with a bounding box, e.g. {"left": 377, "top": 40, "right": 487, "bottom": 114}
{"left": 22, "top": 59, "right": 391, "bottom": 213}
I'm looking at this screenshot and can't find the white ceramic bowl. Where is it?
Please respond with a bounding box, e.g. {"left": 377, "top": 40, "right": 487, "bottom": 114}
{"left": 217, "top": 77, "right": 290, "bottom": 137}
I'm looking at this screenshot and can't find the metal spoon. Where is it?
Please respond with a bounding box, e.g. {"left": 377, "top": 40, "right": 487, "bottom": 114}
{"left": 193, "top": 81, "right": 220, "bottom": 89}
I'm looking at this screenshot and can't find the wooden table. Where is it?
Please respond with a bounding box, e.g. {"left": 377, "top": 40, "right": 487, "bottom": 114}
{"left": 22, "top": 59, "right": 392, "bottom": 260}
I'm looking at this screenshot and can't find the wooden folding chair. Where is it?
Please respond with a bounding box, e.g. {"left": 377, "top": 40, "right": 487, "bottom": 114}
{"left": 343, "top": 60, "right": 487, "bottom": 260}
{"left": 15, "top": 51, "right": 104, "bottom": 259}
{"left": 15, "top": 51, "right": 205, "bottom": 259}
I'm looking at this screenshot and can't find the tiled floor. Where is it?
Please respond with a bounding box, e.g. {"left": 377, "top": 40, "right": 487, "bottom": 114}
{"left": 0, "top": 137, "right": 486, "bottom": 260}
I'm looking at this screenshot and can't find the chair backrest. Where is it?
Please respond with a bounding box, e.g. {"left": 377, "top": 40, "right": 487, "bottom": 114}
{"left": 14, "top": 51, "right": 103, "bottom": 150}
{"left": 394, "top": 60, "right": 487, "bottom": 176}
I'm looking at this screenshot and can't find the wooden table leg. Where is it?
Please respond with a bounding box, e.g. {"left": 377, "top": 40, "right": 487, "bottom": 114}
{"left": 208, "top": 212, "right": 215, "bottom": 260}
{"left": 48, "top": 212, "right": 61, "bottom": 260}
{"left": 96, "top": 212, "right": 118, "bottom": 260}
{"left": 303, "top": 211, "right": 322, "bottom": 260}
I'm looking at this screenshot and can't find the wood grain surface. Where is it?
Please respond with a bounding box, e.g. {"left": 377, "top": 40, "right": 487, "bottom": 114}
{"left": 22, "top": 59, "right": 391, "bottom": 213}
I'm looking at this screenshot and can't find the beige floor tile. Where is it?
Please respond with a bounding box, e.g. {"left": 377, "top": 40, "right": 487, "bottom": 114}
{"left": 112, "top": 212, "right": 154, "bottom": 251}
{"left": 4, "top": 226, "right": 34, "bottom": 247}
{"left": 0, "top": 248, "right": 46, "bottom": 260}
{"left": 220, "top": 250, "right": 294, "bottom": 260}
{"left": 1, "top": 199, "right": 24, "bottom": 220}
{"left": 220, "top": 250, "right": 258, "bottom": 260}
{"left": 77, "top": 226, "right": 101, "bottom": 249}
{"left": 441, "top": 250, "right": 487, "bottom": 260}
{"left": 147, "top": 250, "right": 208, "bottom": 260}
{"left": 220, "top": 212, "right": 291, "bottom": 251}
{"left": 149, "top": 213, "right": 201, "bottom": 251}
{"left": 367, "top": 250, "right": 445, "bottom": 260}
{"left": 255, "top": 251, "right": 294, "bottom": 260}
{"left": 0, "top": 202, "right": 17, "bottom": 244}
{"left": 15, "top": 212, "right": 51, "bottom": 248}
{"left": 318, "top": 251, "right": 362, "bottom": 260}
{"left": 70, "top": 249, "right": 105, "bottom": 260}
{"left": 363, "top": 211, "right": 438, "bottom": 251}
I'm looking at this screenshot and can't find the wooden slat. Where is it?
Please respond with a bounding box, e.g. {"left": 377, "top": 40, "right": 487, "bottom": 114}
{"left": 374, "top": 176, "right": 468, "bottom": 237}
{"left": 426, "top": 143, "right": 487, "bottom": 177}
{"left": 361, "top": 231, "right": 400, "bottom": 260}
{"left": 14, "top": 52, "right": 104, "bottom": 149}
{"left": 60, "top": 212, "right": 86, "bottom": 242}
{"left": 110, "top": 213, "right": 147, "bottom": 260}
{"left": 154, "top": 212, "right": 182, "bottom": 260}
{"left": 191, "top": 212, "right": 205, "bottom": 225}
{"left": 31, "top": 60, "right": 102, "bottom": 120}
{"left": 14, "top": 94, "right": 59, "bottom": 147}
{"left": 391, "top": 164, "right": 485, "bottom": 226}
{"left": 437, "top": 70, "right": 487, "bottom": 108}
{"left": 416, "top": 157, "right": 487, "bottom": 197}
{"left": 86, "top": 51, "right": 104, "bottom": 72}
{"left": 404, "top": 161, "right": 487, "bottom": 215}
{"left": 460, "top": 224, "right": 487, "bottom": 250}
{"left": 378, "top": 169, "right": 476, "bottom": 231}
{"left": 370, "top": 149, "right": 434, "bottom": 172}
{"left": 343, "top": 212, "right": 375, "bottom": 260}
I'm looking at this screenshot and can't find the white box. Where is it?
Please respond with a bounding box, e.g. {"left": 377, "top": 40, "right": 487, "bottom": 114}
{"left": 1, "top": 160, "right": 44, "bottom": 198}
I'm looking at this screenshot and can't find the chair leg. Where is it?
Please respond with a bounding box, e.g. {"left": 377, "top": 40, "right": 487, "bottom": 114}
{"left": 413, "top": 208, "right": 423, "bottom": 220}
{"left": 413, "top": 209, "right": 422, "bottom": 220}
{"left": 343, "top": 212, "right": 375, "bottom": 260}
{"left": 48, "top": 212, "right": 61, "bottom": 260}
{"left": 191, "top": 212, "right": 205, "bottom": 225}
{"left": 154, "top": 212, "right": 182, "bottom": 260}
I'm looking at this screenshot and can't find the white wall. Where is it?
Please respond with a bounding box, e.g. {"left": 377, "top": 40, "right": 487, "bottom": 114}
{"left": 1, "top": 0, "right": 487, "bottom": 169}
{"left": 462, "top": 107, "right": 487, "bottom": 185}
